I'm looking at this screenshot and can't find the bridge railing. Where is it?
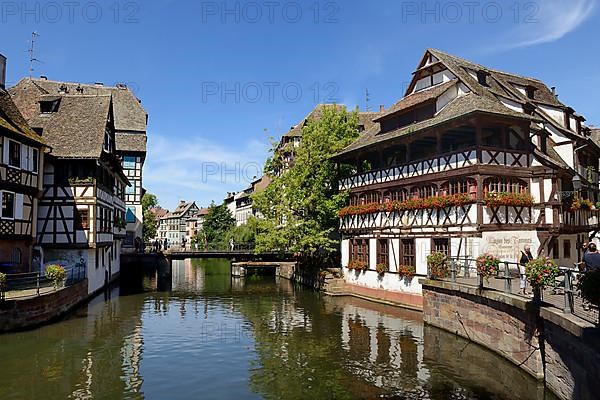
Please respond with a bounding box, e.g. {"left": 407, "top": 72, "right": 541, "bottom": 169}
{"left": 175, "top": 243, "right": 256, "bottom": 253}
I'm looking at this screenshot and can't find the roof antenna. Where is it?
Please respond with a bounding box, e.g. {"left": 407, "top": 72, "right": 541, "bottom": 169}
{"left": 365, "top": 88, "right": 371, "bottom": 112}
{"left": 28, "top": 31, "right": 40, "bottom": 78}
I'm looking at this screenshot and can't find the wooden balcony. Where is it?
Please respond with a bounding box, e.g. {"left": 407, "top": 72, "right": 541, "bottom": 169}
{"left": 339, "top": 147, "right": 531, "bottom": 191}
{"left": 340, "top": 204, "right": 477, "bottom": 231}
{"left": 560, "top": 209, "right": 600, "bottom": 228}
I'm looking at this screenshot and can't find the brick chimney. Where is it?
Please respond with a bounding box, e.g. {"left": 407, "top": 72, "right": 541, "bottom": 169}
{"left": 0, "top": 53, "right": 6, "bottom": 90}
{"left": 379, "top": 104, "right": 385, "bottom": 113}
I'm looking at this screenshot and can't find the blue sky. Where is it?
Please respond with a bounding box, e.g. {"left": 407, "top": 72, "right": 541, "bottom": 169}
{"left": 1, "top": 0, "right": 599, "bottom": 210}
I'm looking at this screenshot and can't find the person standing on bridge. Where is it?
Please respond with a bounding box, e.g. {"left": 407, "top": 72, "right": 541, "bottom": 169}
{"left": 519, "top": 245, "right": 534, "bottom": 296}
{"left": 230, "top": 238, "right": 235, "bottom": 252}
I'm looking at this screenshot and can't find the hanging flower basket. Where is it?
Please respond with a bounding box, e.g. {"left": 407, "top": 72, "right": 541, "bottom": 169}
{"left": 525, "top": 257, "right": 558, "bottom": 303}
{"left": 376, "top": 263, "right": 388, "bottom": 276}
{"left": 338, "top": 194, "right": 475, "bottom": 217}
{"left": 427, "top": 252, "right": 449, "bottom": 279}
{"left": 347, "top": 259, "right": 368, "bottom": 272}
{"left": 398, "top": 265, "right": 416, "bottom": 279}
{"left": 476, "top": 253, "right": 500, "bottom": 282}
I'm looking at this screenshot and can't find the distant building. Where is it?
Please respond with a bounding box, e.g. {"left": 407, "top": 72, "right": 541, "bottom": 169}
{"left": 233, "top": 175, "right": 271, "bottom": 226}
{"left": 0, "top": 59, "right": 49, "bottom": 273}
{"left": 186, "top": 207, "right": 209, "bottom": 242}
{"left": 158, "top": 201, "right": 199, "bottom": 247}
{"left": 10, "top": 78, "right": 148, "bottom": 253}
{"left": 10, "top": 79, "right": 129, "bottom": 294}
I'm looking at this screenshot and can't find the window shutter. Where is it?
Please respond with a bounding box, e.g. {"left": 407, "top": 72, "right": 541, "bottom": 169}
{"left": 15, "top": 194, "right": 24, "bottom": 220}
{"left": 21, "top": 144, "right": 28, "bottom": 170}
{"left": 2, "top": 137, "right": 8, "bottom": 164}
{"left": 28, "top": 147, "right": 34, "bottom": 171}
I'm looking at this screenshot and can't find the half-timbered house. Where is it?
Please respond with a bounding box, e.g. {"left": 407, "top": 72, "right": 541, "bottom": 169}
{"left": 9, "top": 86, "right": 129, "bottom": 294}
{"left": 0, "top": 57, "right": 49, "bottom": 273}
{"left": 10, "top": 78, "right": 148, "bottom": 252}
{"left": 334, "top": 49, "right": 600, "bottom": 301}
{"left": 158, "top": 201, "right": 199, "bottom": 248}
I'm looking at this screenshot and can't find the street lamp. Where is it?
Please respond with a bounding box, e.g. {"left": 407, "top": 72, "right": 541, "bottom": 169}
{"left": 573, "top": 174, "right": 582, "bottom": 193}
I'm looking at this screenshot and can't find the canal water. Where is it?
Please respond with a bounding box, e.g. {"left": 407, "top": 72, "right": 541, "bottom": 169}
{"left": 0, "top": 259, "right": 557, "bottom": 400}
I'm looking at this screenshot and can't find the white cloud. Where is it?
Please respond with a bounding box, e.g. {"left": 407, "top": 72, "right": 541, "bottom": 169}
{"left": 144, "top": 133, "right": 270, "bottom": 209}
{"left": 504, "top": 0, "right": 595, "bottom": 49}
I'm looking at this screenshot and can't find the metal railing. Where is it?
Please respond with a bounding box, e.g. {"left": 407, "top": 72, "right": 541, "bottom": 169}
{"left": 0, "top": 264, "right": 87, "bottom": 301}
{"left": 433, "top": 256, "right": 599, "bottom": 325}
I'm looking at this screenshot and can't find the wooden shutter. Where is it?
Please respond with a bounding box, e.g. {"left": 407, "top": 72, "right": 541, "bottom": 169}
{"left": 15, "top": 193, "right": 23, "bottom": 220}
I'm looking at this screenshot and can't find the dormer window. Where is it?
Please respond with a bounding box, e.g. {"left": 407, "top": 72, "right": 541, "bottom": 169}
{"left": 40, "top": 99, "right": 60, "bottom": 113}
{"left": 525, "top": 86, "right": 536, "bottom": 100}
{"left": 477, "top": 70, "right": 489, "bottom": 86}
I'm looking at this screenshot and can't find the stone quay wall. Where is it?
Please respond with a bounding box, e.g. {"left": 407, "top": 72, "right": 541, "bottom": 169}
{"left": 0, "top": 280, "right": 88, "bottom": 332}
{"left": 421, "top": 279, "right": 600, "bottom": 400}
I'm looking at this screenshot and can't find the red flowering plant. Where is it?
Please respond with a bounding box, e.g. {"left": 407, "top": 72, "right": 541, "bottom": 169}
{"left": 475, "top": 253, "right": 500, "bottom": 282}
{"left": 484, "top": 192, "right": 534, "bottom": 208}
{"left": 427, "top": 252, "right": 449, "bottom": 279}
{"left": 525, "top": 257, "right": 559, "bottom": 289}
{"left": 376, "top": 263, "right": 388, "bottom": 276}
{"left": 338, "top": 194, "right": 476, "bottom": 217}
{"left": 398, "top": 265, "right": 416, "bottom": 279}
{"left": 347, "top": 259, "right": 368, "bottom": 271}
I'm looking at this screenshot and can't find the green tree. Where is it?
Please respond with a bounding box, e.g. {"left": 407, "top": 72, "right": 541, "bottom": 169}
{"left": 142, "top": 193, "right": 158, "bottom": 242}
{"left": 195, "top": 202, "right": 235, "bottom": 247}
{"left": 252, "top": 106, "right": 359, "bottom": 255}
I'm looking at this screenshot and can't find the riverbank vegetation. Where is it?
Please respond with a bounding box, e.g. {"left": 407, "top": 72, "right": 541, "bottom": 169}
{"left": 251, "top": 106, "right": 360, "bottom": 256}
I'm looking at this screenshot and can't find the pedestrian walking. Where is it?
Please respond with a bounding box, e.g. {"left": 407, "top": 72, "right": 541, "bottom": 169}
{"left": 519, "top": 245, "right": 534, "bottom": 296}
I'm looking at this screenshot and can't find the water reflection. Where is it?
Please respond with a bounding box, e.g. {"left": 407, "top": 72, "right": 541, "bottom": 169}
{"left": 0, "top": 259, "right": 556, "bottom": 400}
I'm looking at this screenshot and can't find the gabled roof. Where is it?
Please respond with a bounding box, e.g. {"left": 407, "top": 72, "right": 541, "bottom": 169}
{"left": 28, "top": 95, "right": 112, "bottom": 158}
{"left": 335, "top": 49, "right": 578, "bottom": 158}
{"left": 0, "top": 88, "right": 47, "bottom": 146}
{"left": 12, "top": 78, "right": 147, "bottom": 132}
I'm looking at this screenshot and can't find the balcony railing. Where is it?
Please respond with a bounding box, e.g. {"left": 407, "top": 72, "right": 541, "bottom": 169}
{"left": 560, "top": 209, "right": 600, "bottom": 227}
{"left": 339, "top": 147, "right": 531, "bottom": 191}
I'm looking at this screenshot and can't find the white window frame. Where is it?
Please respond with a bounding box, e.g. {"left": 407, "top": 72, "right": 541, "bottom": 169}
{"left": 1, "top": 190, "right": 16, "bottom": 220}
{"left": 7, "top": 139, "right": 21, "bottom": 169}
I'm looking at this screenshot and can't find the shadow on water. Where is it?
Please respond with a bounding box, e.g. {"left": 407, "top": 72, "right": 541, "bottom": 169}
{"left": 0, "top": 258, "right": 558, "bottom": 400}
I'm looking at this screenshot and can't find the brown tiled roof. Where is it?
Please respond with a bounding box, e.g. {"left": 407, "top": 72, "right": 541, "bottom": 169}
{"left": 10, "top": 78, "right": 147, "bottom": 133}
{"left": 336, "top": 93, "right": 538, "bottom": 157}
{"left": 28, "top": 95, "right": 111, "bottom": 158}
{"left": 0, "top": 88, "right": 47, "bottom": 146}
{"left": 115, "top": 132, "right": 146, "bottom": 153}
{"left": 376, "top": 79, "right": 457, "bottom": 121}
{"left": 150, "top": 207, "right": 169, "bottom": 219}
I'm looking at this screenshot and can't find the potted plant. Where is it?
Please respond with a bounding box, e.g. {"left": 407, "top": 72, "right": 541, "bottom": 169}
{"left": 376, "top": 263, "right": 388, "bottom": 276}
{"left": 427, "top": 252, "right": 449, "bottom": 279}
{"left": 580, "top": 199, "right": 593, "bottom": 211}
{"left": 45, "top": 264, "right": 67, "bottom": 289}
{"left": 525, "top": 257, "right": 559, "bottom": 303}
{"left": 476, "top": 253, "right": 501, "bottom": 285}
{"left": 398, "top": 265, "right": 416, "bottom": 280}
{"left": 347, "top": 259, "right": 368, "bottom": 272}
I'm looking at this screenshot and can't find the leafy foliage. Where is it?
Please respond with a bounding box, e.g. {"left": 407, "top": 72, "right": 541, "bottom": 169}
{"left": 339, "top": 193, "right": 474, "bottom": 217}
{"left": 525, "top": 257, "right": 559, "bottom": 288}
{"left": 427, "top": 252, "right": 449, "bottom": 279}
{"left": 252, "top": 106, "right": 360, "bottom": 255}
{"left": 483, "top": 192, "right": 534, "bottom": 208}
{"left": 45, "top": 264, "right": 66, "bottom": 288}
{"left": 142, "top": 193, "right": 159, "bottom": 242}
{"left": 194, "top": 202, "right": 235, "bottom": 247}
{"left": 398, "top": 265, "right": 416, "bottom": 279}
{"left": 376, "top": 263, "right": 388, "bottom": 276}
{"left": 476, "top": 253, "right": 500, "bottom": 281}
{"left": 347, "top": 259, "right": 368, "bottom": 271}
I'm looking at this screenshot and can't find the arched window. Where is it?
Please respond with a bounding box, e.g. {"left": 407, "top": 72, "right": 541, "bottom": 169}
{"left": 484, "top": 177, "right": 527, "bottom": 194}
{"left": 11, "top": 248, "right": 22, "bottom": 264}
{"left": 441, "top": 178, "right": 477, "bottom": 198}
{"left": 410, "top": 184, "right": 438, "bottom": 199}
